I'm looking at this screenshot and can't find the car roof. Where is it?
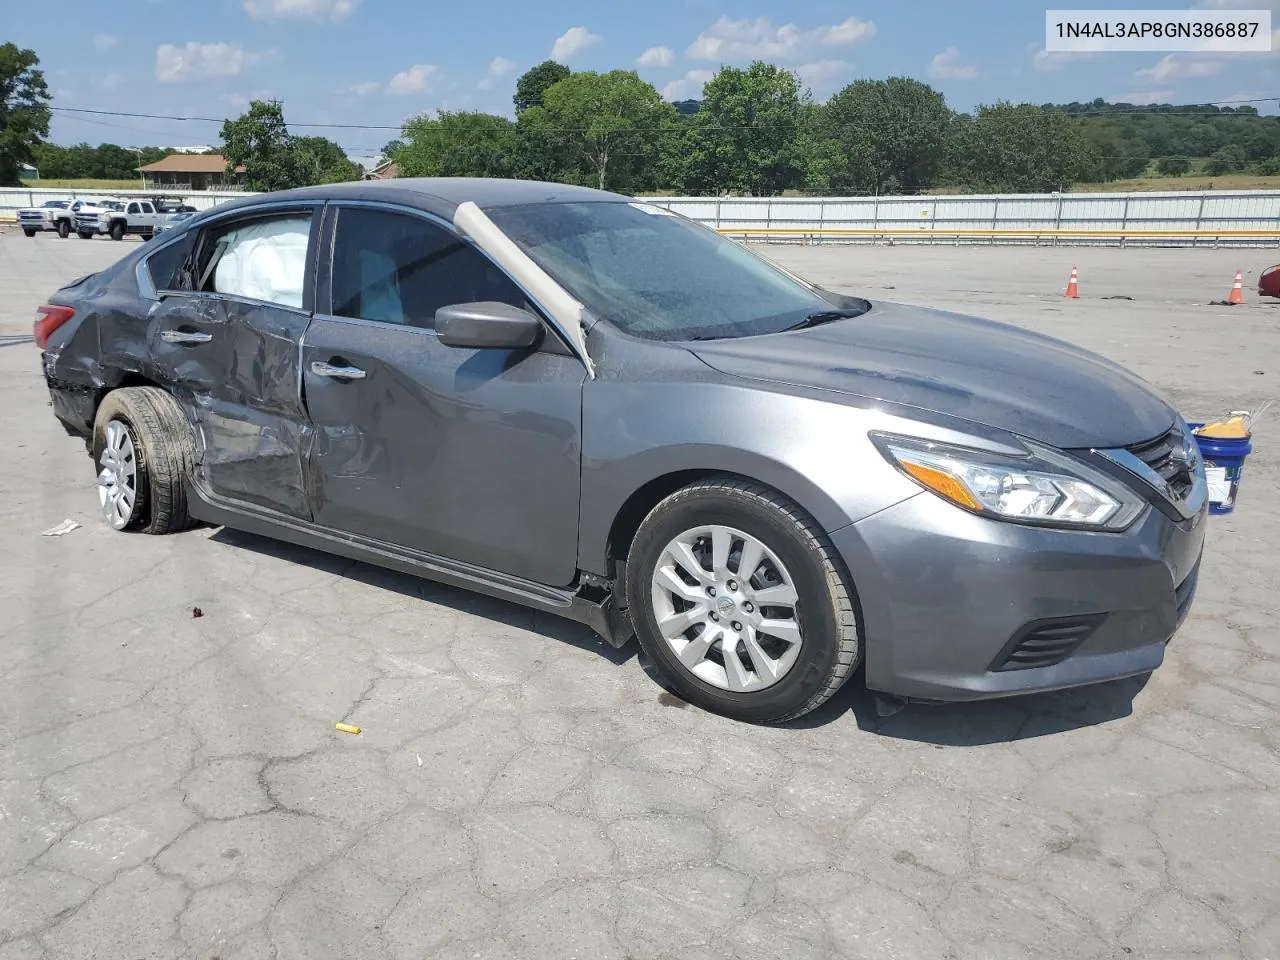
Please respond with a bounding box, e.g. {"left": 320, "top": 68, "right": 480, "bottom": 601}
{"left": 206, "top": 177, "right": 630, "bottom": 222}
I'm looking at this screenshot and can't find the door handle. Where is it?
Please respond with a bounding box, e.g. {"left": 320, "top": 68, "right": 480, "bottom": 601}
{"left": 311, "top": 360, "right": 367, "bottom": 380}
{"left": 160, "top": 329, "right": 212, "bottom": 344}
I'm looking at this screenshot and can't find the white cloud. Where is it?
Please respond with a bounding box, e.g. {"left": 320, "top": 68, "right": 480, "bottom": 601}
{"left": 242, "top": 0, "right": 358, "bottom": 21}
{"left": 387, "top": 63, "right": 438, "bottom": 95}
{"left": 662, "top": 68, "right": 715, "bottom": 101}
{"left": 347, "top": 80, "right": 381, "bottom": 97}
{"left": 637, "top": 46, "right": 674, "bottom": 68}
{"left": 93, "top": 34, "right": 118, "bottom": 51}
{"left": 101, "top": 71, "right": 125, "bottom": 90}
{"left": 1114, "top": 89, "right": 1175, "bottom": 105}
{"left": 478, "top": 56, "right": 516, "bottom": 91}
{"left": 1135, "top": 54, "right": 1224, "bottom": 83}
{"left": 927, "top": 47, "right": 977, "bottom": 80}
{"left": 687, "top": 15, "right": 875, "bottom": 63}
{"left": 552, "top": 27, "right": 601, "bottom": 63}
{"left": 155, "top": 42, "right": 260, "bottom": 83}
{"left": 1031, "top": 48, "right": 1097, "bottom": 72}
{"left": 795, "top": 60, "right": 851, "bottom": 90}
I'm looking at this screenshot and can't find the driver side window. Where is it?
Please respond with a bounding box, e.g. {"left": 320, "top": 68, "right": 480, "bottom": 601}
{"left": 330, "top": 207, "right": 528, "bottom": 329}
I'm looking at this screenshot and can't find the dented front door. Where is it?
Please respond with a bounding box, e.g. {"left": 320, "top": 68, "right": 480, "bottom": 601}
{"left": 147, "top": 292, "right": 313, "bottom": 519}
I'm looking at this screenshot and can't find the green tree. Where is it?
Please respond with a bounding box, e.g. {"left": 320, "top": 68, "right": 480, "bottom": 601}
{"left": 1155, "top": 155, "right": 1190, "bottom": 176}
{"left": 395, "top": 111, "right": 518, "bottom": 178}
{"left": 220, "top": 100, "right": 305, "bottom": 192}
{"left": 293, "top": 135, "right": 362, "bottom": 183}
{"left": 824, "top": 77, "right": 951, "bottom": 194}
{"left": 1205, "top": 144, "right": 1247, "bottom": 176}
{"left": 683, "top": 62, "right": 808, "bottom": 196}
{"left": 513, "top": 60, "right": 570, "bottom": 113}
{"left": 0, "top": 43, "right": 51, "bottom": 186}
{"left": 950, "top": 102, "right": 1090, "bottom": 192}
{"left": 521, "top": 70, "right": 672, "bottom": 190}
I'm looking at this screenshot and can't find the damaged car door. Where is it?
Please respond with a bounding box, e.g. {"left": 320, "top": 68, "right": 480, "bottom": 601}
{"left": 299, "top": 203, "right": 587, "bottom": 585}
{"left": 147, "top": 205, "right": 320, "bottom": 518}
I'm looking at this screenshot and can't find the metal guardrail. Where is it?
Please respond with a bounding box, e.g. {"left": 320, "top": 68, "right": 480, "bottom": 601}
{"left": 6, "top": 185, "right": 1280, "bottom": 246}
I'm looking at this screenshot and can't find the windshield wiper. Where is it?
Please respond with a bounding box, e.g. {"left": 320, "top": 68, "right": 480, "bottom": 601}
{"left": 783, "top": 309, "right": 862, "bottom": 332}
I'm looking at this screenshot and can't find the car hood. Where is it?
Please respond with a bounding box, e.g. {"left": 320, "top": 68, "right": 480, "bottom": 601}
{"left": 688, "top": 300, "right": 1177, "bottom": 449}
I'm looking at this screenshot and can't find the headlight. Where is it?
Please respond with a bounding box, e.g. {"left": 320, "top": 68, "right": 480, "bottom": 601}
{"left": 872, "top": 433, "right": 1144, "bottom": 531}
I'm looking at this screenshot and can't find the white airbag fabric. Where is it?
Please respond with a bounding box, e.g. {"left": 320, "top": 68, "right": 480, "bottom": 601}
{"left": 452, "top": 200, "right": 595, "bottom": 378}
{"left": 214, "top": 219, "right": 310, "bottom": 309}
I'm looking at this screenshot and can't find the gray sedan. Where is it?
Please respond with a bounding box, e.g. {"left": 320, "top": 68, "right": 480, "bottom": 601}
{"left": 34, "top": 178, "right": 1207, "bottom": 722}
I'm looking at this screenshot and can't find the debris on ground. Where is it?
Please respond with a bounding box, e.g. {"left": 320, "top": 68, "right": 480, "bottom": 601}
{"left": 41, "top": 519, "right": 80, "bottom": 537}
{"left": 192, "top": 606, "right": 204, "bottom": 618}
{"left": 335, "top": 723, "right": 362, "bottom": 735}
{"left": 1100, "top": 295, "right": 1134, "bottom": 300}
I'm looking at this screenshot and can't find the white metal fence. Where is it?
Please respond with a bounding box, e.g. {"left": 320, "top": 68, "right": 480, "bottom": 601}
{"left": 649, "top": 191, "right": 1280, "bottom": 246}
{"left": 6, "top": 185, "right": 1280, "bottom": 246}
{"left": 0, "top": 186, "right": 249, "bottom": 221}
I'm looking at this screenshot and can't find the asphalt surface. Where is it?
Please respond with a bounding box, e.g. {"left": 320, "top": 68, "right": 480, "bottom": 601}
{"left": 2, "top": 229, "right": 1278, "bottom": 960}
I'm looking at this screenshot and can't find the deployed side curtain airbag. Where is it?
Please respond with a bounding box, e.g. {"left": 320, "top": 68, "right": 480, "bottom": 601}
{"left": 214, "top": 219, "right": 311, "bottom": 309}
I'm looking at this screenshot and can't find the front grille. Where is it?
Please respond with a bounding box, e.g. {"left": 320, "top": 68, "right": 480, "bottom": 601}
{"left": 1127, "top": 427, "right": 1194, "bottom": 502}
{"left": 18, "top": 213, "right": 43, "bottom": 223}
{"left": 75, "top": 216, "right": 98, "bottom": 230}
{"left": 990, "top": 614, "right": 1105, "bottom": 672}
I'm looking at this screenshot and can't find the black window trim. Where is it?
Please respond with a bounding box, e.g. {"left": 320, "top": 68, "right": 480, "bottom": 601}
{"left": 137, "top": 199, "right": 322, "bottom": 315}
{"left": 316, "top": 199, "right": 578, "bottom": 359}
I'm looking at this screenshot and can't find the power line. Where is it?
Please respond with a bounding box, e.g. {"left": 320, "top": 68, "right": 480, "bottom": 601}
{"left": 47, "top": 96, "right": 1280, "bottom": 136}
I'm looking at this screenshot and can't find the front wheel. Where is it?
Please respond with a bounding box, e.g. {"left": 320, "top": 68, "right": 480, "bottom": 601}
{"left": 109, "top": 221, "right": 125, "bottom": 241}
{"left": 626, "top": 478, "right": 860, "bottom": 723}
{"left": 92, "top": 388, "right": 197, "bottom": 534}
{"left": 77, "top": 231, "right": 94, "bottom": 240}
{"left": 22, "top": 228, "right": 36, "bottom": 238}
{"left": 56, "top": 220, "right": 70, "bottom": 239}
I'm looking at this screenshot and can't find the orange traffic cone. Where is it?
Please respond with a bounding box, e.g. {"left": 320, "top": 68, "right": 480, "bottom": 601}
{"left": 1065, "top": 266, "right": 1080, "bottom": 299}
{"left": 1228, "top": 269, "right": 1245, "bottom": 305}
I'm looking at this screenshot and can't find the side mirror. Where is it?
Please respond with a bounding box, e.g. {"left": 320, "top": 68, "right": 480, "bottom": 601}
{"left": 435, "top": 302, "right": 543, "bottom": 350}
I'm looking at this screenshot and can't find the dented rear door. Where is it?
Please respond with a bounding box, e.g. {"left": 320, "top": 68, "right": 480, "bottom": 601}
{"left": 147, "top": 204, "right": 321, "bottom": 519}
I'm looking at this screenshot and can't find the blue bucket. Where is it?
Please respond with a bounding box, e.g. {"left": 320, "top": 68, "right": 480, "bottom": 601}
{"left": 1188, "top": 422, "right": 1253, "bottom": 515}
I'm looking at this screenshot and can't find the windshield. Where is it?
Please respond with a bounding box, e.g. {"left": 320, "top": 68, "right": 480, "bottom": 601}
{"left": 42, "top": 201, "right": 68, "bottom": 209}
{"left": 487, "top": 201, "right": 858, "bottom": 341}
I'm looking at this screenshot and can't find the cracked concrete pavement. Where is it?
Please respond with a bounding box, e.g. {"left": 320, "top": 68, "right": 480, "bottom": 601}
{"left": 2, "top": 230, "right": 1278, "bottom": 959}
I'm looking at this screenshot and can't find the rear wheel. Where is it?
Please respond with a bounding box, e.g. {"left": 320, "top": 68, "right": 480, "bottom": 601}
{"left": 109, "top": 221, "right": 125, "bottom": 241}
{"left": 92, "top": 388, "right": 197, "bottom": 534}
{"left": 22, "top": 228, "right": 36, "bottom": 238}
{"left": 56, "top": 220, "right": 70, "bottom": 239}
{"left": 626, "top": 478, "right": 860, "bottom": 723}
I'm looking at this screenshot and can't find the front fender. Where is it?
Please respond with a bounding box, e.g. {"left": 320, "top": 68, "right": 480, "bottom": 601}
{"left": 577, "top": 378, "right": 924, "bottom": 576}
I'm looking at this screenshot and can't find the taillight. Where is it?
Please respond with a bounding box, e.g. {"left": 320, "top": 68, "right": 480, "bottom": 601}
{"left": 34, "top": 305, "right": 75, "bottom": 349}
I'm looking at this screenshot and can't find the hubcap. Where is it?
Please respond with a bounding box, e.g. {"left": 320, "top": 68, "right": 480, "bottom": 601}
{"left": 97, "top": 420, "right": 137, "bottom": 530}
{"left": 650, "top": 524, "right": 803, "bottom": 692}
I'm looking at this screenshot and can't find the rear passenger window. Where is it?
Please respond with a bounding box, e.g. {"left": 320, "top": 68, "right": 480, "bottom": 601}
{"left": 146, "top": 233, "right": 197, "bottom": 292}
{"left": 195, "top": 212, "right": 314, "bottom": 309}
{"left": 330, "top": 208, "right": 526, "bottom": 328}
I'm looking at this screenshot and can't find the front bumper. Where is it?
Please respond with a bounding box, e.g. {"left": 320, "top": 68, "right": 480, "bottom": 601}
{"left": 832, "top": 491, "right": 1207, "bottom": 701}
{"left": 18, "top": 218, "right": 52, "bottom": 231}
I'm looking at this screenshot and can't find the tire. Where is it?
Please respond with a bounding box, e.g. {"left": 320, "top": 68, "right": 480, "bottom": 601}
{"left": 23, "top": 228, "right": 36, "bottom": 238}
{"left": 77, "top": 231, "right": 94, "bottom": 240}
{"left": 92, "top": 387, "right": 197, "bottom": 534}
{"left": 626, "top": 478, "right": 860, "bottom": 723}
{"left": 109, "top": 221, "right": 125, "bottom": 241}
{"left": 56, "top": 220, "right": 70, "bottom": 239}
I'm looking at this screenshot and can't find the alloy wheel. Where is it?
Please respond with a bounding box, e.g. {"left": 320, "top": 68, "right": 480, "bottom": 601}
{"left": 649, "top": 524, "right": 803, "bottom": 692}
{"left": 97, "top": 419, "right": 138, "bottom": 529}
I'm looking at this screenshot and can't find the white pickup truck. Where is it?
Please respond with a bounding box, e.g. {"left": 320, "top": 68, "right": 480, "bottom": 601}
{"left": 17, "top": 199, "right": 114, "bottom": 238}
{"left": 75, "top": 199, "right": 184, "bottom": 241}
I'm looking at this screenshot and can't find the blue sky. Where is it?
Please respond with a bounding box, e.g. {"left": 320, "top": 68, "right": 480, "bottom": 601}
{"left": 9, "top": 0, "right": 1279, "bottom": 156}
